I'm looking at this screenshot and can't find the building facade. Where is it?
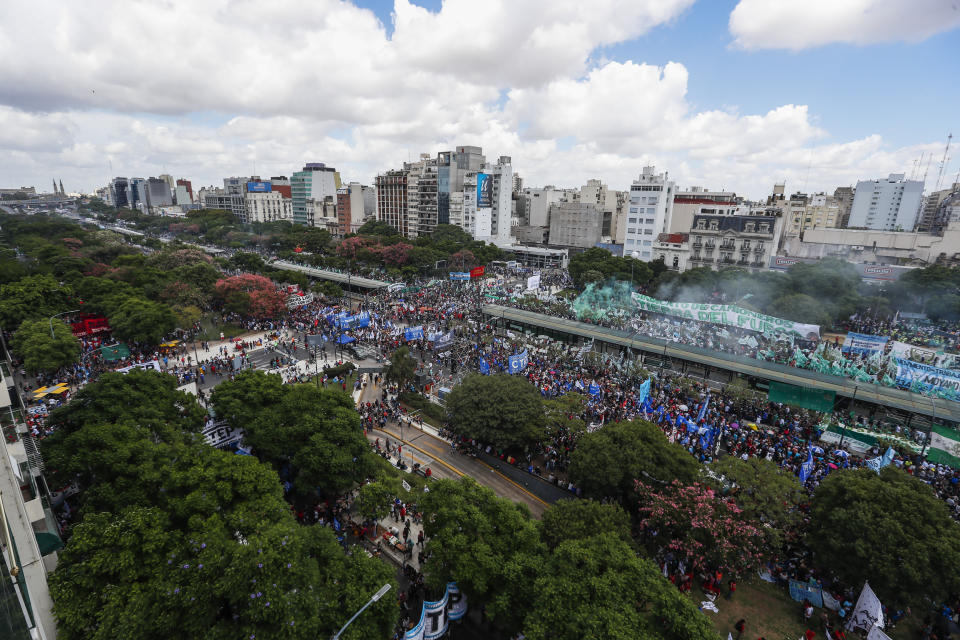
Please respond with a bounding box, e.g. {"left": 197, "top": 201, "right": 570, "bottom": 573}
{"left": 653, "top": 233, "right": 690, "bottom": 272}
{"left": 375, "top": 171, "right": 409, "bottom": 235}
{"left": 689, "top": 214, "right": 780, "bottom": 271}
{"left": 668, "top": 187, "right": 739, "bottom": 235}
{"left": 623, "top": 166, "right": 674, "bottom": 259}
{"left": 547, "top": 202, "right": 603, "bottom": 248}
{"left": 245, "top": 190, "right": 292, "bottom": 223}
{"left": 848, "top": 174, "right": 924, "bottom": 231}
{"left": 291, "top": 163, "right": 340, "bottom": 226}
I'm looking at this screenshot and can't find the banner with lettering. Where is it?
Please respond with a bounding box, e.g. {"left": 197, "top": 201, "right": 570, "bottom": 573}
{"left": 404, "top": 582, "right": 467, "bottom": 640}
{"left": 630, "top": 293, "right": 820, "bottom": 339}
{"left": 893, "top": 358, "right": 960, "bottom": 400}
{"left": 508, "top": 349, "right": 529, "bottom": 374}
{"left": 404, "top": 326, "right": 424, "bottom": 341}
{"left": 841, "top": 332, "right": 888, "bottom": 355}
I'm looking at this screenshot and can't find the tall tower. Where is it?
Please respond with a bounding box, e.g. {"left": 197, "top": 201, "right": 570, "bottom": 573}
{"left": 52, "top": 179, "right": 58, "bottom": 195}
{"left": 59, "top": 179, "right": 65, "bottom": 196}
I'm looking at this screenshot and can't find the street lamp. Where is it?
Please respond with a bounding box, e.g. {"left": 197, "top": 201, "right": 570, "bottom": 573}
{"left": 331, "top": 583, "right": 392, "bottom": 640}
{"left": 49, "top": 309, "right": 80, "bottom": 339}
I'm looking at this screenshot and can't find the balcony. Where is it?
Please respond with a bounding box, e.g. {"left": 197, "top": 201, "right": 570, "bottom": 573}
{"left": 692, "top": 240, "right": 703, "bottom": 248}
{"left": 751, "top": 260, "right": 765, "bottom": 267}
{"left": 720, "top": 257, "right": 734, "bottom": 265}
{"left": 737, "top": 258, "right": 749, "bottom": 265}
{"left": 704, "top": 243, "right": 716, "bottom": 250}
{"left": 753, "top": 246, "right": 764, "bottom": 254}
{"left": 720, "top": 243, "right": 735, "bottom": 250}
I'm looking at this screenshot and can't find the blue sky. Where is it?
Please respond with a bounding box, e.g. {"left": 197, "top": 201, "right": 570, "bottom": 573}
{"left": 0, "top": 0, "right": 957, "bottom": 196}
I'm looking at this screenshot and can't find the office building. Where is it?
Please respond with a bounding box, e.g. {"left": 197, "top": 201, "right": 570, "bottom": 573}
{"left": 834, "top": 186, "right": 855, "bottom": 228}
{"left": 291, "top": 163, "right": 341, "bottom": 226}
{"left": 109, "top": 177, "right": 130, "bottom": 208}
{"left": 918, "top": 183, "right": 960, "bottom": 234}
{"left": 375, "top": 170, "right": 409, "bottom": 235}
{"left": 623, "top": 166, "right": 675, "bottom": 259}
{"left": 848, "top": 173, "right": 924, "bottom": 231}
{"left": 175, "top": 179, "right": 193, "bottom": 204}
{"left": 144, "top": 177, "right": 174, "bottom": 209}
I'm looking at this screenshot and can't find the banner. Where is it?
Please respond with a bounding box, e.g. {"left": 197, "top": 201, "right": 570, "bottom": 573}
{"left": 405, "top": 582, "right": 467, "bottom": 640}
{"left": 888, "top": 340, "right": 959, "bottom": 368}
{"left": 768, "top": 382, "right": 836, "bottom": 412}
{"left": 927, "top": 424, "right": 960, "bottom": 467}
{"left": 388, "top": 282, "right": 405, "bottom": 292}
{"left": 470, "top": 266, "right": 485, "bottom": 278}
{"left": 405, "top": 326, "right": 424, "bottom": 341}
{"left": 508, "top": 349, "right": 528, "bottom": 374}
{"left": 631, "top": 293, "right": 820, "bottom": 339}
{"left": 202, "top": 420, "right": 244, "bottom": 450}
{"left": 893, "top": 358, "right": 960, "bottom": 400}
{"left": 841, "top": 332, "right": 888, "bottom": 355}
{"left": 432, "top": 330, "right": 455, "bottom": 351}
{"left": 526, "top": 273, "right": 541, "bottom": 291}
{"left": 449, "top": 272, "right": 470, "bottom": 281}
{"left": 845, "top": 582, "right": 884, "bottom": 632}
{"left": 286, "top": 292, "right": 315, "bottom": 309}
{"left": 478, "top": 358, "right": 490, "bottom": 375}
{"left": 789, "top": 580, "right": 823, "bottom": 608}
{"left": 116, "top": 360, "right": 162, "bottom": 374}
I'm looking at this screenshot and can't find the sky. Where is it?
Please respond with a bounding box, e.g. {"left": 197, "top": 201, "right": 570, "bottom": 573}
{"left": 0, "top": 0, "right": 958, "bottom": 200}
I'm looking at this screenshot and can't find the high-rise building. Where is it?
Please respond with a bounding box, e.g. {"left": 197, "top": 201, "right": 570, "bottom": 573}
{"left": 144, "top": 177, "right": 174, "bottom": 209}
{"left": 833, "top": 186, "right": 855, "bottom": 228}
{"left": 334, "top": 182, "right": 372, "bottom": 235}
{"left": 848, "top": 174, "right": 924, "bottom": 231}
{"left": 128, "top": 177, "right": 147, "bottom": 211}
{"left": 291, "top": 164, "right": 340, "bottom": 226}
{"left": 110, "top": 177, "right": 130, "bottom": 208}
{"left": 478, "top": 155, "right": 514, "bottom": 243}
{"left": 437, "top": 146, "right": 486, "bottom": 227}
{"left": 375, "top": 171, "right": 409, "bottom": 235}
{"left": 623, "top": 166, "right": 674, "bottom": 259}
{"left": 269, "top": 176, "right": 291, "bottom": 199}
{"left": 580, "top": 179, "right": 621, "bottom": 239}
{"left": 918, "top": 183, "right": 960, "bottom": 234}
{"left": 175, "top": 179, "right": 193, "bottom": 204}
{"left": 406, "top": 154, "right": 439, "bottom": 237}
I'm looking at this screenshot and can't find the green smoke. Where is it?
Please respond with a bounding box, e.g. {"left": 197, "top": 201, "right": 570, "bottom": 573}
{"left": 571, "top": 279, "right": 636, "bottom": 320}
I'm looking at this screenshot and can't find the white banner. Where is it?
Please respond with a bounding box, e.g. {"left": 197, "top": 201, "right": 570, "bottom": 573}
{"left": 526, "top": 273, "right": 541, "bottom": 291}
{"left": 202, "top": 419, "right": 244, "bottom": 450}
{"left": 890, "top": 341, "right": 959, "bottom": 369}
{"left": 631, "top": 293, "right": 820, "bottom": 339}
{"left": 404, "top": 582, "right": 467, "bottom": 640}
{"left": 845, "top": 582, "right": 884, "bottom": 633}
{"left": 841, "top": 333, "right": 888, "bottom": 355}
{"left": 116, "top": 360, "right": 162, "bottom": 373}
{"left": 866, "top": 626, "right": 893, "bottom": 640}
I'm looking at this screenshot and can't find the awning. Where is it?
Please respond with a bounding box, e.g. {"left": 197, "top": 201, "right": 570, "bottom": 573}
{"left": 159, "top": 340, "right": 180, "bottom": 347}
{"left": 100, "top": 343, "right": 131, "bottom": 361}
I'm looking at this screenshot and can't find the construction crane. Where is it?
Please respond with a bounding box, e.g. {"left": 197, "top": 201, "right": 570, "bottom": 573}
{"left": 935, "top": 133, "right": 952, "bottom": 192}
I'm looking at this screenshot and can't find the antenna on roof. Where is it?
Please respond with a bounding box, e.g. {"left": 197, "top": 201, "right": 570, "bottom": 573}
{"left": 935, "top": 133, "right": 952, "bottom": 191}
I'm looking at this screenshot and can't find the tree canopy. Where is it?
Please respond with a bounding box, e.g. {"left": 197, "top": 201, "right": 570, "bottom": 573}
{"left": 807, "top": 467, "right": 960, "bottom": 607}
{"left": 568, "top": 419, "right": 700, "bottom": 504}
{"left": 12, "top": 317, "right": 81, "bottom": 374}
{"left": 444, "top": 373, "right": 547, "bottom": 450}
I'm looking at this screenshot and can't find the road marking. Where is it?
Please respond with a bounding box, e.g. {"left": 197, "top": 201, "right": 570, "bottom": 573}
{"left": 472, "top": 458, "right": 549, "bottom": 507}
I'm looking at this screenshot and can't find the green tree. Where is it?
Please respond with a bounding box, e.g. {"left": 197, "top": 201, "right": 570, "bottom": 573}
{"left": 539, "top": 499, "right": 630, "bottom": 550}
{"left": 356, "top": 219, "right": 400, "bottom": 237}
{"left": 522, "top": 534, "right": 716, "bottom": 640}
{"left": 11, "top": 317, "right": 81, "bottom": 374}
{"left": 925, "top": 293, "right": 960, "bottom": 322}
{"left": 807, "top": 467, "right": 960, "bottom": 607}
{"left": 44, "top": 369, "right": 205, "bottom": 438}
{"left": 210, "top": 372, "right": 376, "bottom": 497}
{"left": 445, "top": 373, "right": 546, "bottom": 450}
{"left": 384, "top": 346, "right": 418, "bottom": 389}
{"left": 768, "top": 293, "right": 833, "bottom": 327}
{"left": 109, "top": 296, "right": 177, "bottom": 344}
{"left": 420, "top": 478, "right": 545, "bottom": 632}
{"left": 356, "top": 481, "right": 394, "bottom": 534}
{"left": 709, "top": 456, "right": 804, "bottom": 549}
{"left": 0, "top": 273, "right": 75, "bottom": 328}
{"left": 568, "top": 419, "right": 700, "bottom": 504}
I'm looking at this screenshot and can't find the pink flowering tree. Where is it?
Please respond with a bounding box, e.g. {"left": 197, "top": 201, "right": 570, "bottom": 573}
{"left": 449, "top": 249, "right": 477, "bottom": 270}
{"left": 636, "top": 480, "right": 766, "bottom": 578}
{"left": 214, "top": 274, "right": 287, "bottom": 319}
{"left": 337, "top": 235, "right": 373, "bottom": 259}
{"left": 373, "top": 242, "right": 413, "bottom": 267}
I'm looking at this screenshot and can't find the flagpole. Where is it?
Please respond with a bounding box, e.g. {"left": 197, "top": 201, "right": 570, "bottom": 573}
{"left": 921, "top": 396, "right": 935, "bottom": 459}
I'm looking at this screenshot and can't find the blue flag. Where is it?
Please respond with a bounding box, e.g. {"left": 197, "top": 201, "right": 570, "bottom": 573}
{"left": 588, "top": 382, "right": 601, "bottom": 397}
{"left": 404, "top": 326, "right": 424, "bottom": 341}
{"left": 508, "top": 350, "right": 529, "bottom": 374}
{"left": 697, "top": 392, "right": 710, "bottom": 424}
{"left": 478, "top": 358, "right": 490, "bottom": 375}
{"left": 799, "top": 446, "right": 814, "bottom": 484}
{"left": 636, "top": 379, "right": 651, "bottom": 406}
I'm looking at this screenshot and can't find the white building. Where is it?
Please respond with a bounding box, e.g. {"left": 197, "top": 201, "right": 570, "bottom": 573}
{"left": 519, "top": 186, "right": 566, "bottom": 227}
{"left": 848, "top": 173, "right": 924, "bottom": 231}
{"left": 652, "top": 233, "right": 690, "bottom": 271}
{"left": 623, "top": 166, "right": 674, "bottom": 259}
{"left": 781, "top": 222, "right": 960, "bottom": 266}
{"left": 479, "top": 156, "right": 514, "bottom": 244}
{"left": 245, "top": 190, "right": 293, "bottom": 223}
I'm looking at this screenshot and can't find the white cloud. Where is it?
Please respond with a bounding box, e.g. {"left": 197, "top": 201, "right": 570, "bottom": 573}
{"left": 729, "top": 0, "right": 960, "bottom": 50}
{"left": 0, "top": 0, "right": 950, "bottom": 201}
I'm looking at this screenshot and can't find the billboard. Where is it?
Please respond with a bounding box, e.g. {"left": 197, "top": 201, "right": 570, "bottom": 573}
{"left": 477, "top": 173, "right": 492, "bottom": 208}
{"left": 246, "top": 181, "right": 271, "bottom": 193}
{"left": 470, "top": 266, "right": 485, "bottom": 278}
{"left": 841, "top": 332, "right": 889, "bottom": 355}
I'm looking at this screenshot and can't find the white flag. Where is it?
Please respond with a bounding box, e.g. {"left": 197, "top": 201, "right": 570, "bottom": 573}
{"left": 846, "top": 582, "right": 885, "bottom": 632}
{"left": 866, "top": 626, "right": 893, "bottom": 640}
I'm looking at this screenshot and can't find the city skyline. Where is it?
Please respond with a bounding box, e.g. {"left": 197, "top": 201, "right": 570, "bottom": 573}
{"left": 0, "top": 0, "right": 958, "bottom": 199}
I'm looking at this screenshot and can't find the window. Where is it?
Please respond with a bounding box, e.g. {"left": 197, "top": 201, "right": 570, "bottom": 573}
{"left": 745, "top": 222, "right": 755, "bottom": 232}
{"left": 646, "top": 208, "right": 655, "bottom": 214}
{"left": 696, "top": 220, "right": 706, "bottom": 230}
{"left": 630, "top": 207, "right": 638, "bottom": 213}
{"left": 626, "top": 239, "right": 635, "bottom": 245}
{"left": 645, "top": 218, "right": 654, "bottom": 224}
{"left": 710, "top": 221, "right": 718, "bottom": 231}
{"left": 759, "top": 223, "right": 769, "bottom": 233}
{"left": 643, "top": 229, "right": 653, "bottom": 235}
{"left": 642, "top": 240, "right": 652, "bottom": 246}
{"left": 628, "top": 217, "right": 637, "bottom": 223}
{"left": 627, "top": 227, "right": 637, "bottom": 234}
